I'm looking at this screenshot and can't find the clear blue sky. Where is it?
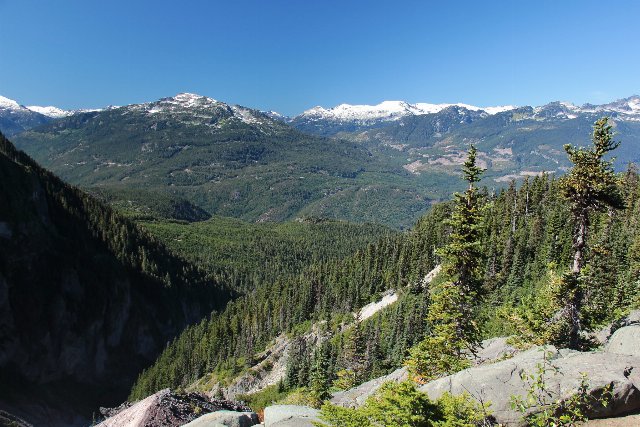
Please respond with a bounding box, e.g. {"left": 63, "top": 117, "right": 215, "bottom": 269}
{"left": 1, "top": 0, "right": 638, "bottom": 115}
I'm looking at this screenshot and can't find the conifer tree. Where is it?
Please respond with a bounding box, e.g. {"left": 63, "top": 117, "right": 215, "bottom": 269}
{"left": 406, "top": 145, "right": 485, "bottom": 381}
{"left": 557, "top": 117, "right": 624, "bottom": 348}
{"left": 309, "top": 342, "right": 332, "bottom": 405}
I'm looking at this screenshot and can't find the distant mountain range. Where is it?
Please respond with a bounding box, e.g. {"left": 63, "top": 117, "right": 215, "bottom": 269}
{"left": 284, "top": 96, "right": 640, "bottom": 136}
{"left": 0, "top": 95, "right": 102, "bottom": 135}
{"left": 4, "top": 93, "right": 640, "bottom": 227}
{"left": 286, "top": 100, "right": 517, "bottom": 136}
{"left": 4, "top": 93, "right": 639, "bottom": 136}
{"left": 12, "top": 93, "right": 426, "bottom": 227}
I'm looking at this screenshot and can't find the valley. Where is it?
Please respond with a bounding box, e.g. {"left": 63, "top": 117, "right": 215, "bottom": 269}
{"left": 1, "top": 94, "right": 640, "bottom": 426}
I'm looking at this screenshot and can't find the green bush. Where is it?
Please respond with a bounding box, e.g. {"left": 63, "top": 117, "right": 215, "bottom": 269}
{"left": 315, "top": 381, "right": 490, "bottom": 427}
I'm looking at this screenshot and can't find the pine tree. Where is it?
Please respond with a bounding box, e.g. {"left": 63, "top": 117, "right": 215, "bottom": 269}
{"left": 309, "top": 342, "right": 332, "bottom": 405}
{"left": 406, "top": 145, "right": 485, "bottom": 381}
{"left": 557, "top": 117, "right": 624, "bottom": 348}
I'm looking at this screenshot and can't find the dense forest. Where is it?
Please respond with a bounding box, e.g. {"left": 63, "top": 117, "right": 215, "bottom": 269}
{"left": 137, "top": 217, "right": 393, "bottom": 293}
{"left": 129, "top": 149, "right": 640, "bottom": 402}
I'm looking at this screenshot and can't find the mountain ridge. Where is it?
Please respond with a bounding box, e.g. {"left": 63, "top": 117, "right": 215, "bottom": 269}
{"left": 8, "top": 92, "right": 640, "bottom": 228}
{"left": 2, "top": 93, "right": 639, "bottom": 133}
{"left": 13, "top": 93, "right": 421, "bottom": 226}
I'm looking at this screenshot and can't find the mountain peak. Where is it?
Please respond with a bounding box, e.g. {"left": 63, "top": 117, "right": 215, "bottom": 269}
{"left": 296, "top": 100, "right": 518, "bottom": 124}
{"left": 0, "top": 95, "right": 23, "bottom": 110}
{"left": 172, "top": 92, "right": 217, "bottom": 103}
{"left": 26, "top": 105, "right": 73, "bottom": 118}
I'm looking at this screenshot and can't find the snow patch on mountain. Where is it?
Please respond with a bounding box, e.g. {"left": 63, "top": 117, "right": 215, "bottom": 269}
{"left": 534, "top": 96, "right": 640, "bottom": 121}
{"left": 230, "top": 105, "right": 260, "bottom": 124}
{"left": 0, "top": 95, "right": 22, "bottom": 110}
{"left": 26, "top": 105, "right": 73, "bottom": 118}
{"left": 297, "top": 100, "right": 518, "bottom": 123}
{"left": 130, "top": 93, "right": 281, "bottom": 131}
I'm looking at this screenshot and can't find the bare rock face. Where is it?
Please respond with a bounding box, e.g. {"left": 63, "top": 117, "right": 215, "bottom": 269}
{"left": 472, "top": 336, "right": 518, "bottom": 365}
{"left": 419, "top": 346, "right": 640, "bottom": 426}
{"left": 263, "top": 405, "right": 320, "bottom": 427}
{"left": 329, "top": 336, "right": 517, "bottom": 408}
{"left": 330, "top": 367, "right": 408, "bottom": 408}
{"left": 605, "top": 325, "right": 640, "bottom": 357}
{"left": 220, "top": 323, "right": 330, "bottom": 400}
{"left": 582, "top": 414, "right": 640, "bottom": 426}
{"left": 329, "top": 331, "right": 640, "bottom": 426}
{"left": 97, "top": 389, "right": 255, "bottom": 427}
{"left": 182, "top": 410, "right": 259, "bottom": 427}
{"left": 592, "top": 310, "right": 640, "bottom": 346}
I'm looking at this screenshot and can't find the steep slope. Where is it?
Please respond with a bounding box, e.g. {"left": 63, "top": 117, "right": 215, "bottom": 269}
{"left": 13, "top": 93, "right": 430, "bottom": 227}
{"left": 0, "top": 133, "right": 233, "bottom": 426}
{"left": 129, "top": 170, "right": 640, "bottom": 409}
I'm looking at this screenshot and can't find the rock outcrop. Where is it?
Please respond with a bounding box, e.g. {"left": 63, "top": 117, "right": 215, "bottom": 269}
{"left": 97, "top": 389, "right": 255, "bottom": 427}
{"left": 330, "top": 367, "right": 408, "bottom": 408}
{"left": 419, "top": 345, "right": 640, "bottom": 425}
{"left": 263, "top": 405, "right": 320, "bottom": 427}
{"left": 182, "top": 410, "right": 259, "bottom": 427}
{"left": 606, "top": 325, "right": 640, "bottom": 357}
{"left": 214, "top": 324, "right": 329, "bottom": 400}
{"left": 328, "top": 321, "right": 640, "bottom": 426}
{"left": 330, "top": 335, "right": 517, "bottom": 408}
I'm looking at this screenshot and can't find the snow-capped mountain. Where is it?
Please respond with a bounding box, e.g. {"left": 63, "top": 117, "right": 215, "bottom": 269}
{"left": 292, "top": 96, "right": 640, "bottom": 126}
{"left": 287, "top": 96, "right": 640, "bottom": 137}
{"left": 0, "top": 92, "right": 284, "bottom": 137}
{"left": 295, "top": 100, "right": 517, "bottom": 124}
{"left": 533, "top": 96, "right": 640, "bottom": 121}
{"left": 0, "top": 95, "right": 94, "bottom": 135}
{"left": 26, "top": 105, "right": 74, "bottom": 119}
{"left": 287, "top": 100, "right": 517, "bottom": 137}
{"left": 0, "top": 95, "right": 74, "bottom": 118}
{"left": 123, "top": 92, "right": 286, "bottom": 132}
{"left": 0, "top": 95, "right": 52, "bottom": 136}
{"left": 0, "top": 95, "right": 23, "bottom": 111}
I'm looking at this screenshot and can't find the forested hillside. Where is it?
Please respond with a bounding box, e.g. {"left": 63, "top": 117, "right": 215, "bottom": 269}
{"left": 137, "top": 217, "right": 393, "bottom": 293}
{"left": 0, "top": 133, "right": 232, "bottom": 425}
{"left": 130, "top": 164, "right": 640, "bottom": 405}
{"left": 12, "top": 94, "right": 435, "bottom": 228}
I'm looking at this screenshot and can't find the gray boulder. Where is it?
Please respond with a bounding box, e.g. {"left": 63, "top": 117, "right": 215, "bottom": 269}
{"left": 605, "top": 325, "right": 640, "bottom": 357}
{"left": 182, "top": 410, "right": 259, "bottom": 427}
{"left": 472, "top": 336, "right": 518, "bottom": 365}
{"left": 330, "top": 367, "right": 408, "bottom": 408}
{"left": 329, "top": 336, "right": 516, "bottom": 409}
{"left": 592, "top": 310, "right": 640, "bottom": 346}
{"left": 263, "top": 405, "right": 320, "bottom": 427}
{"left": 419, "top": 346, "right": 640, "bottom": 426}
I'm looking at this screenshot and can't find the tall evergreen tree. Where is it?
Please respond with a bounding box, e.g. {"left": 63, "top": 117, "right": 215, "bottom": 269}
{"left": 558, "top": 117, "right": 624, "bottom": 348}
{"left": 406, "top": 145, "right": 485, "bottom": 381}
{"left": 309, "top": 342, "right": 332, "bottom": 405}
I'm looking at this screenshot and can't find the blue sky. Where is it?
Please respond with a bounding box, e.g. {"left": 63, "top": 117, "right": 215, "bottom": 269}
{"left": 1, "top": 0, "right": 638, "bottom": 115}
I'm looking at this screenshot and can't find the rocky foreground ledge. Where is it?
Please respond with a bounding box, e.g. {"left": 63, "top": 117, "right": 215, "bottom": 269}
{"left": 99, "top": 311, "right": 640, "bottom": 426}
{"left": 96, "top": 389, "right": 257, "bottom": 427}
